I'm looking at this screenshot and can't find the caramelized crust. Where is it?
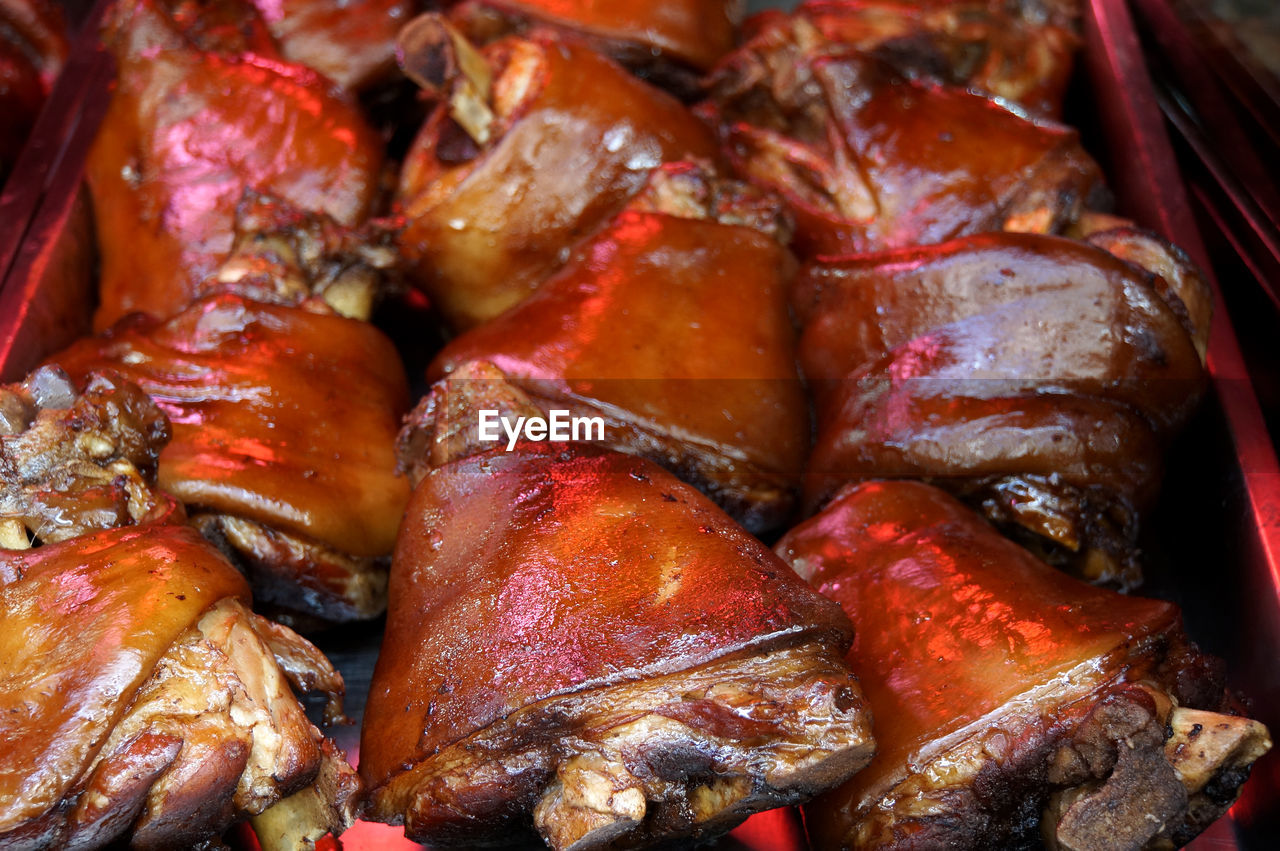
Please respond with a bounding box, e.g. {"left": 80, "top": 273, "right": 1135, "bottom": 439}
{"left": 372, "top": 643, "right": 873, "bottom": 849}
{"left": 87, "top": 0, "right": 383, "bottom": 328}
{"left": 396, "top": 21, "right": 719, "bottom": 330}
{"left": 427, "top": 163, "right": 807, "bottom": 533}
{"left": 361, "top": 445, "right": 872, "bottom": 849}
{"left": 51, "top": 293, "right": 411, "bottom": 622}
{"left": 776, "top": 480, "right": 1271, "bottom": 849}
{"left": 704, "top": 17, "right": 1103, "bottom": 257}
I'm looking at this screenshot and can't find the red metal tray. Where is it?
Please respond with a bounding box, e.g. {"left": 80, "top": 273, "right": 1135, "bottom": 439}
{"left": 1, "top": 0, "right": 1276, "bottom": 848}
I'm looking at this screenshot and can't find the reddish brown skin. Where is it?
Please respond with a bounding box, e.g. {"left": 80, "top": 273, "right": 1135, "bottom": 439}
{"left": 397, "top": 35, "right": 720, "bottom": 331}
{"left": 360, "top": 444, "right": 854, "bottom": 792}
{"left": 429, "top": 208, "right": 809, "bottom": 494}
{"left": 710, "top": 49, "right": 1102, "bottom": 257}
{"left": 249, "top": 0, "right": 414, "bottom": 91}
{"left": 86, "top": 0, "right": 383, "bottom": 329}
{"left": 51, "top": 294, "right": 413, "bottom": 560}
{"left": 794, "top": 232, "right": 1207, "bottom": 424}
{"left": 0, "top": 516, "right": 249, "bottom": 835}
{"left": 466, "top": 0, "right": 739, "bottom": 71}
{"left": 774, "top": 480, "right": 1183, "bottom": 848}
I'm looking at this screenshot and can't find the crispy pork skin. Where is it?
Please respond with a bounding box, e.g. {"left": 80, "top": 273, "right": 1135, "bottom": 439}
{"left": 775, "top": 480, "right": 1270, "bottom": 850}
{"left": 427, "top": 162, "right": 806, "bottom": 533}
{"left": 703, "top": 16, "right": 1104, "bottom": 257}
{"left": 1, "top": 367, "right": 359, "bottom": 847}
{"left": 86, "top": 0, "right": 383, "bottom": 328}
{"left": 396, "top": 17, "right": 720, "bottom": 330}
{"left": 361, "top": 444, "right": 875, "bottom": 849}
{"left": 796, "top": 233, "right": 1207, "bottom": 587}
{"left": 51, "top": 293, "right": 411, "bottom": 622}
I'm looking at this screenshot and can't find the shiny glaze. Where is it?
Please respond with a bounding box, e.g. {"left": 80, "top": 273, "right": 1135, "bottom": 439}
{"left": 51, "top": 294, "right": 412, "bottom": 559}
{"left": 87, "top": 0, "right": 382, "bottom": 329}
{"left": 430, "top": 208, "right": 809, "bottom": 485}
{"left": 472, "top": 0, "right": 738, "bottom": 71}
{"left": 795, "top": 232, "right": 1207, "bottom": 425}
{"left": 251, "top": 0, "right": 413, "bottom": 91}
{"left": 774, "top": 481, "right": 1181, "bottom": 845}
{"left": 0, "top": 517, "right": 249, "bottom": 832}
{"left": 360, "top": 444, "right": 853, "bottom": 791}
{"left": 713, "top": 50, "right": 1102, "bottom": 257}
{"left": 397, "top": 35, "right": 719, "bottom": 330}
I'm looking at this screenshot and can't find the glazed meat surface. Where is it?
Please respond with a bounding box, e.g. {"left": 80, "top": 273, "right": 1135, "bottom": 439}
{"left": 396, "top": 16, "right": 720, "bottom": 330}
{"left": 776, "top": 480, "right": 1271, "bottom": 850}
{"left": 87, "top": 0, "right": 383, "bottom": 328}
{"left": 0, "top": 368, "right": 359, "bottom": 849}
{"left": 51, "top": 297, "right": 411, "bottom": 621}
{"left": 703, "top": 18, "right": 1103, "bottom": 257}
{"left": 797, "top": 233, "right": 1208, "bottom": 587}
{"left": 428, "top": 162, "right": 807, "bottom": 533}
{"left": 361, "top": 443, "right": 875, "bottom": 849}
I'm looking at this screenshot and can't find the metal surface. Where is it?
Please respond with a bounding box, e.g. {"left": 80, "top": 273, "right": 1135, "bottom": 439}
{"left": 0, "top": 0, "right": 1277, "bottom": 848}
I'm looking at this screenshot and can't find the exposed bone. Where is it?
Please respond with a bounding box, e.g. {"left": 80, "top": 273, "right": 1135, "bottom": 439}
{"left": 397, "top": 13, "right": 494, "bottom": 144}
{"left": 1166, "top": 707, "right": 1272, "bottom": 795}
{"left": 250, "top": 742, "right": 360, "bottom": 851}
{"left": 0, "top": 518, "right": 30, "bottom": 550}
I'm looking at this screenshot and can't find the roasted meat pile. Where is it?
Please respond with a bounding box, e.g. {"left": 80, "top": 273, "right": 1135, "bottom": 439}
{"left": 0, "top": 367, "right": 359, "bottom": 849}
{"left": 1, "top": 0, "right": 1273, "bottom": 849}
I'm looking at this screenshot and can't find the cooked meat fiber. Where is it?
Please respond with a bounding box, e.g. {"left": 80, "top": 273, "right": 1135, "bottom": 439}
{"left": 360, "top": 442, "right": 875, "bottom": 849}
{"left": 776, "top": 480, "right": 1270, "bottom": 850}
{"left": 396, "top": 15, "right": 720, "bottom": 330}
{"left": 0, "top": 367, "right": 359, "bottom": 849}
{"left": 429, "top": 162, "right": 806, "bottom": 534}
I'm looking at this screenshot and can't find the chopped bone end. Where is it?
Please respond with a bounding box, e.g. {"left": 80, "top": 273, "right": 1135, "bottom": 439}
{"left": 777, "top": 480, "right": 1270, "bottom": 850}
{"left": 361, "top": 445, "right": 873, "bottom": 849}
{"left": 1, "top": 367, "right": 170, "bottom": 546}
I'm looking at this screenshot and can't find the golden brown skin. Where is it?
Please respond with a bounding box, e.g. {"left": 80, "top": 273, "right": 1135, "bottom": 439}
{"left": 451, "top": 0, "right": 739, "bottom": 92}
{"left": 361, "top": 443, "right": 874, "bottom": 849}
{"left": 796, "top": 233, "right": 1207, "bottom": 587}
{"left": 396, "top": 24, "right": 720, "bottom": 330}
{"left": 427, "top": 162, "right": 808, "bottom": 533}
{"left": 745, "top": 0, "right": 1079, "bottom": 118}
{"left": 776, "top": 480, "right": 1270, "bottom": 850}
{"left": 50, "top": 295, "right": 412, "bottom": 622}
{"left": 0, "top": 0, "right": 67, "bottom": 178}
{"left": 0, "top": 369, "right": 358, "bottom": 850}
{"left": 86, "top": 0, "right": 383, "bottom": 329}
{"left": 703, "top": 18, "right": 1104, "bottom": 257}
